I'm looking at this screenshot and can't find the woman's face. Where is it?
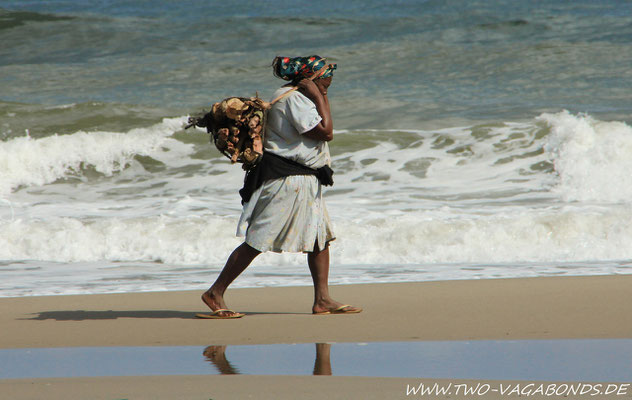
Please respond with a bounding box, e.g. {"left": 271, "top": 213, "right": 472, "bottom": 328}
{"left": 315, "top": 77, "right": 332, "bottom": 96}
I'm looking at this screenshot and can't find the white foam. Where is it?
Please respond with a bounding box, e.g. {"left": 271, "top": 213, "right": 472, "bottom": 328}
{"left": 540, "top": 111, "right": 632, "bottom": 203}
{"left": 323, "top": 122, "right": 554, "bottom": 222}
{"left": 4, "top": 113, "right": 632, "bottom": 296}
{"left": 0, "top": 214, "right": 239, "bottom": 264}
{"left": 2, "top": 203, "right": 632, "bottom": 266}
{"left": 0, "top": 117, "right": 187, "bottom": 195}
{"left": 335, "top": 204, "right": 632, "bottom": 264}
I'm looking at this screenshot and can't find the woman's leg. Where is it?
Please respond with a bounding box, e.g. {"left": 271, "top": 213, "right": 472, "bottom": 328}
{"left": 202, "top": 242, "right": 260, "bottom": 316}
{"left": 308, "top": 242, "right": 362, "bottom": 314}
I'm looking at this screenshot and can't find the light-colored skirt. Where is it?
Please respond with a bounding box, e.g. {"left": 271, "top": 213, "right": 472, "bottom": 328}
{"left": 237, "top": 175, "right": 335, "bottom": 253}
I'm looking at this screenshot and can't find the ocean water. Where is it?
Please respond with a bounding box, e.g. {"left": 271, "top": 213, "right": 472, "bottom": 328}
{"left": 2, "top": 0, "right": 632, "bottom": 297}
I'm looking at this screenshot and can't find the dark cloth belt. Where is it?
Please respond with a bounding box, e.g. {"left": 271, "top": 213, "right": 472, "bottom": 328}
{"left": 239, "top": 151, "right": 334, "bottom": 204}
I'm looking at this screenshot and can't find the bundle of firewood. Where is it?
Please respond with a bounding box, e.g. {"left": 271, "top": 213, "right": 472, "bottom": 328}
{"left": 185, "top": 96, "right": 268, "bottom": 169}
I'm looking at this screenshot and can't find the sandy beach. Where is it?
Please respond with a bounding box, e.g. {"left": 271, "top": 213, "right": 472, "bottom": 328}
{"left": 5, "top": 1, "right": 632, "bottom": 398}
{"left": 2, "top": 275, "right": 632, "bottom": 399}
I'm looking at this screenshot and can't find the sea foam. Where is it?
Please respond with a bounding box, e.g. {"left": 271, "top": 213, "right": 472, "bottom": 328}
{"left": 0, "top": 117, "right": 186, "bottom": 195}
{"left": 1, "top": 202, "right": 631, "bottom": 266}
{"left": 541, "top": 111, "right": 632, "bottom": 203}
{"left": 3, "top": 112, "right": 632, "bottom": 297}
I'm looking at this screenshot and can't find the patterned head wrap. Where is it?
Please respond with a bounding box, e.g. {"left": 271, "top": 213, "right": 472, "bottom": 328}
{"left": 272, "top": 55, "right": 336, "bottom": 82}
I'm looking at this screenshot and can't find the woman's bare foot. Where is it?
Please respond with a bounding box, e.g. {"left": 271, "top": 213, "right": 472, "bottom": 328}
{"left": 201, "top": 288, "right": 241, "bottom": 318}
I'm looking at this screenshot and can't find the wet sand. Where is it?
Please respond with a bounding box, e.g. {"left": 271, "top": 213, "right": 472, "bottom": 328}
{"left": 1, "top": 275, "right": 631, "bottom": 399}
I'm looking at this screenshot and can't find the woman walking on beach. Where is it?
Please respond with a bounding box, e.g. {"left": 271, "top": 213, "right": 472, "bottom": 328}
{"left": 199, "top": 55, "right": 362, "bottom": 319}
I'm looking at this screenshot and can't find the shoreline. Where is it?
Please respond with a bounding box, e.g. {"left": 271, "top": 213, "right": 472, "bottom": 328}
{"left": 2, "top": 275, "right": 631, "bottom": 349}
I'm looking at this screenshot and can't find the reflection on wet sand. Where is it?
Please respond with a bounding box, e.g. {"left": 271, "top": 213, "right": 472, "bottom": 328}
{"left": 203, "top": 343, "right": 333, "bottom": 376}
{"left": 313, "top": 343, "right": 332, "bottom": 376}
{"left": 4, "top": 339, "right": 631, "bottom": 380}
{"left": 203, "top": 345, "right": 239, "bottom": 375}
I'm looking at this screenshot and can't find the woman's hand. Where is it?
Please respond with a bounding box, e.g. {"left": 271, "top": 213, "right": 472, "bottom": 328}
{"left": 297, "top": 79, "right": 324, "bottom": 101}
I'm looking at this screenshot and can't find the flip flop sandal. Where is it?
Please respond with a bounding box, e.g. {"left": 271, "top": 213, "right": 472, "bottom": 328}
{"left": 196, "top": 309, "right": 245, "bottom": 319}
{"left": 313, "top": 304, "right": 362, "bottom": 315}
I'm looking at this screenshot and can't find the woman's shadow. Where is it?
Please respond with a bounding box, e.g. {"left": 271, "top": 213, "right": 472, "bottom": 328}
{"left": 26, "top": 310, "right": 302, "bottom": 321}
{"left": 26, "top": 310, "right": 197, "bottom": 321}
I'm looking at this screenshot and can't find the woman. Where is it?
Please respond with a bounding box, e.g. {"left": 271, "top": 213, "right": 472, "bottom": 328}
{"left": 199, "top": 55, "right": 362, "bottom": 319}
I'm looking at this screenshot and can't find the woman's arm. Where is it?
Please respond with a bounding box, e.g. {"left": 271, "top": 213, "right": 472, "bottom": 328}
{"left": 297, "top": 79, "right": 333, "bottom": 142}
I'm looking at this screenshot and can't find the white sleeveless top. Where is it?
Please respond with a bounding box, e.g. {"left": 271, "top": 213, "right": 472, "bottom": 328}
{"left": 264, "top": 87, "right": 331, "bottom": 169}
